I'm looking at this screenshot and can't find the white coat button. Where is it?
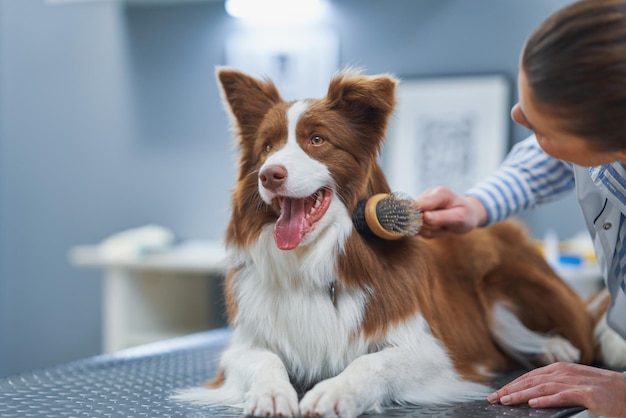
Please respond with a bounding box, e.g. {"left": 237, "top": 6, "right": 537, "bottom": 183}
{"left": 603, "top": 222, "right": 612, "bottom": 230}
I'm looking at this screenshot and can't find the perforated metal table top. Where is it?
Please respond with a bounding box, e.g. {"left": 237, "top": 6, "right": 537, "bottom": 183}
{"left": 0, "top": 328, "right": 586, "bottom": 417}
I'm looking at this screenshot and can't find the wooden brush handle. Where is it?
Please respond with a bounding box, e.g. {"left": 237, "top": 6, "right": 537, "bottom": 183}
{"left": 364, "top": 193, "right": 404, "bottom": 240}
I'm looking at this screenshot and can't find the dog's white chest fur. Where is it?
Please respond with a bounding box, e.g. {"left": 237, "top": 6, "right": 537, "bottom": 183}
{"left": 230, "top": 224, "right": 370, "bottom": 386}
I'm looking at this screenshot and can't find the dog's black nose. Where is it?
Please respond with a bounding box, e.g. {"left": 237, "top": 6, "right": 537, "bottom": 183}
{"left": 260, "top": 164, "right": 288, "bottom": 191}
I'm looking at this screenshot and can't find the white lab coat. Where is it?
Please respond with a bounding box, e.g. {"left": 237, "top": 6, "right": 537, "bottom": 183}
{"left": 574, "top": 165, "right": 626, "bottom": 338}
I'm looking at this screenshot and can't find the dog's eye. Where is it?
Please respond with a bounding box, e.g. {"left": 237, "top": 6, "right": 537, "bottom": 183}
{"left": 264, "top": 143, "right": 273, "bottom": 153}
{"left": 309, "top": 135, "right": 325, "bottom": 146}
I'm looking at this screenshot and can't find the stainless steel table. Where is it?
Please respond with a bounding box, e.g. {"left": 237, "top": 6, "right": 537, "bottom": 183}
{"left": 0, "top": 328, "right": 586, "bottom": 417}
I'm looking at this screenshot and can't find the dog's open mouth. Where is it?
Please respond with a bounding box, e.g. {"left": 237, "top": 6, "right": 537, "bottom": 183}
{"left": 274, "top": 187, "right": 332, "bottom": 250}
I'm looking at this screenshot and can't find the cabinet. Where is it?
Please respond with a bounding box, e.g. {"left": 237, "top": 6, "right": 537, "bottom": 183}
{"left": 69, "top": 240, "right": 227, "bottom": 353}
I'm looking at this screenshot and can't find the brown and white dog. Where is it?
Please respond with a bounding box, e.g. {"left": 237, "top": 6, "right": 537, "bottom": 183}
{"left": 175, "top": 68, "right": 625, "bottom": 417}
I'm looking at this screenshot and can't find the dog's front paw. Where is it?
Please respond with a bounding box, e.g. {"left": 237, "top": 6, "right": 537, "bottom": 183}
{"left": 300, "top": 378, "right": 369, "bottom": 418}
{"left": 537, "top": 336, "right": 581, "bottom": 365}
{"left": 245, "top": 380, "right": 299, "bottom": 417}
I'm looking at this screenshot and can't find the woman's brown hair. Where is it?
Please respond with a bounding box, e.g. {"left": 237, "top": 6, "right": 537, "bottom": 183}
{"left": 522, "top": 0, "right": 626, "bottom": 151}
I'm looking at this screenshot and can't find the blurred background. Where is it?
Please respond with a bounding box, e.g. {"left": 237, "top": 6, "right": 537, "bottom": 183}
{"left": 0, "top": 0, "right": 583, "bottom": 377}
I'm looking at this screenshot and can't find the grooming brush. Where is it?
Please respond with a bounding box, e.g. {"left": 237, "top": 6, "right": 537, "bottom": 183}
{"left": 352, "top": 193, "right": 423, "bottom": 240}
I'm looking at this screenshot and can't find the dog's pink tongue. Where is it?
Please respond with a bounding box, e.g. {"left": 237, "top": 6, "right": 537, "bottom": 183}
{"left": 274, "top": 197, "right": 306, "bottom": 250}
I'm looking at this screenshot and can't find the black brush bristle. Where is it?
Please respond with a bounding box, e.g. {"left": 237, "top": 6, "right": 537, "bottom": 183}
{"left": 352, "top": 199, "right": 375, "bottom": 236}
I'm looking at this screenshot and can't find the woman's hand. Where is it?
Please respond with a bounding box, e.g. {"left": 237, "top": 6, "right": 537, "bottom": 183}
{"left": 412, "top": 187, "right": 488, "bottom": 238}
{"left": 488, "top": 362, "right": 626, "bottom": 417}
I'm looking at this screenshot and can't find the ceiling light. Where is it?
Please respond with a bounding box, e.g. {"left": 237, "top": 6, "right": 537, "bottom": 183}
{"left": 225, "top": 0, "right": 323, "bottom": 23}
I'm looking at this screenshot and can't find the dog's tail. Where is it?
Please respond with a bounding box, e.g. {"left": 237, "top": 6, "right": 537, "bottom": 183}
{"left": 587, "top": 288, "right": 626, "bottom": 368}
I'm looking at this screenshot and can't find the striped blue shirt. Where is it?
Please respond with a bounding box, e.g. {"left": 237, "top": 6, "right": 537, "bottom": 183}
{"left": 466, "top": 135, "right": 626, "bottom": 338}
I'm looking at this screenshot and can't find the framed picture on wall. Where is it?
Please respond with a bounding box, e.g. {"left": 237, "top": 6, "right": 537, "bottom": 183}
{"left": 384, "top": 74, "right": 511, "bottom": 196}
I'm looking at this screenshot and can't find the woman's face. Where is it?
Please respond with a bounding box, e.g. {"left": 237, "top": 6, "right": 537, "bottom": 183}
{"left": 512, "top": 68, "right": 626, "bottom": 166}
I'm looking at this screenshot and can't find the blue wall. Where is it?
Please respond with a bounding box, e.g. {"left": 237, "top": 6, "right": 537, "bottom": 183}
{"left": 0, "top": 0, "right": 578, "bottom": 377}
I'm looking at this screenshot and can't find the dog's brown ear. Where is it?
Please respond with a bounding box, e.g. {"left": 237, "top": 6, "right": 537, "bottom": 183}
{"left": 216, "top": 67, "right": 282, "bottom": 141}
{"left": 326, "top": 70, "right": 397, "bottom": 143}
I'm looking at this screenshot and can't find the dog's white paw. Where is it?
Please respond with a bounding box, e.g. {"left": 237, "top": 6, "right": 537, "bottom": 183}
{"left": 300, "top": 377, "right": 369, "bottom": 418}
{"left": 537, "top": 336, "right": 581, "bottom": 365}
{"left": 596, "top": 315, "right": 626, "bottom": 368}
{"left": 244, "top": 380, "right": 299, "bottom": 417}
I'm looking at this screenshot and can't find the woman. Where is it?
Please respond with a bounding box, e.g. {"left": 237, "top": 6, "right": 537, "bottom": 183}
{"left": 413, "top": 0, "right": 626, "bottom": 416}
